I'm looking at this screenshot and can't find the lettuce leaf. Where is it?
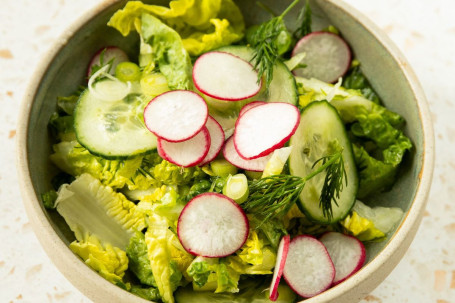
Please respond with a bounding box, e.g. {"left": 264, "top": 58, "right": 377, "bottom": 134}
{"left": 69, "top": 234, "right": 129, "bottom": 286}
{"left": 342, "top": 64, "right": 381, "bottom": 104}
{"left": 341, "top": 200, "right": 403, "bottom": 241}
{"left": 107, "top": 0, "right": 244, "bottom": 56}
{"left": 145, "top": 214, "right": 184, "bottom": 303}
{"left": 50, "top": 141, "right": 149, "bottom": 190}
{"left": 129, "top": 285, "right": 161, "bottom": 301}
{"left": 296, "top": 76, "right": 412, "bottom": 198}
{"left": 153, "top": 159, "right": 206, "bottom": 185}
{"left": 186, "top": 257, "right": 240, "bottom": 293}
{"left": 353, "top": 145, "right": 397, "bottom": 198}
{"left": 126, "top": 231, "right": 157, "bottom": 287}
{"left": 140, "top": 13, "right": 192, "bottom": 90}
{"left": 340, "top": 211, "right": 385, "bottom": 241}
{"left": 55, "top": 174, "right": 146, "bottom": 249}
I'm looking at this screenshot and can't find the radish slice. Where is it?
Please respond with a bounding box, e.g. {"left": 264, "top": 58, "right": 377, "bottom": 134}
{"left": 319, "top": 232, "right": 366, "bottom": 285}
{"left": 199, "top": 116, "right": 225, "bottom": 166}
{"left": 283, "top": 235, "right": 335, "bottom": 298}
{"left": 157, "top": 127, "right": 210, "bottom": 168}
{"left": 223, "top": 136, "right": 271, "bottom": 171}
{"left": 239, "top": 101, "right": 267, "bottom": 117}
{"left": 144, "top": 90, "right": 208, "bottom": 142}
{"left": 87, "top": 46, "right": 129, "bottom": 77}
{"left": 234, "top": 103, "right": 300, "bottom": 159}
{"left": 269, "top": 235, "right": 291, "bottom": 301}
{"left": 292, "top": 32, "right": 351, "bottom": 83}
{"left": 193, "top": 51, "right": 262, "bottom": 101}
{"left": 177, "top": 193, "right": 249, "bottom": 257}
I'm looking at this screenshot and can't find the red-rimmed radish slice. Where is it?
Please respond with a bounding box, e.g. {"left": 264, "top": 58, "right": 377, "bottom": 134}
{"left": 199, "top": 116, "right": 225, "bottom": 166}
{"left": 269, "top": 235, "right": 291, "bottom": 301}
{"left": 157, "top": 127, "right": 210, "bottom": 168}
{"left": 87, "top": 46, "right": 129, "bottom": 77}
{"left": 193, "top": 51, "right": 262, "bottom": 101}
{"left": 177, "top": 193, "right": 249, "bottom": 257}
{"left": 234, "top": 103, "right": 300, "bottom": 159}
{"left": 144, "top": 90, "right": 208, "bottom": 142}
{"left": 283, "top": 235, "right": 335, "bottom": 298}
{"left": 223, "top": 136, "right": 271, "bottom": 171}
{"left": 319, "top": 232, "right": 366, "bottom": 285}
{"left": 292, "top": 32, "right": 351, "bottom": 83}
{"left": 239, "top": 101, "right": 267, "bottom": 117}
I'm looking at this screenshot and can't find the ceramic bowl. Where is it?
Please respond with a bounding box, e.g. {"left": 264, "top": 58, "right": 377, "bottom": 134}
{"left": 17, "top": 0, "right": 434, "bottom": 302}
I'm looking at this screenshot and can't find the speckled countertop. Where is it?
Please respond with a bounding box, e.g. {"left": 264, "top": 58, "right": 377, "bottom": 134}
{"left": 0, "top": 0, "right": 454, "bottom": 302}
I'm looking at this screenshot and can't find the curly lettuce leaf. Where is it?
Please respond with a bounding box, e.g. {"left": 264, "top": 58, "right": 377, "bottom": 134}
{"left": 342, "top": 64, "right": 381, "bottom": 104}
{"left": 187, "top": 257, "right": 216, "bottom": 288}
{"left": 107, "top": 0, "right": 244, "bottom": 56}
{"left": 126, "top": 231, "right": 157, "bottom": 287}
{"left": 50, "top": 141, "right": 150, "bottom": 190}
{"left": 237, "top": 230, "right": 264, "bottom": 266}
{"left": 186, "top": 257, "right": 240, "bottom": 293}
{"left": 153, "top": 159, "right": 206, "bottom": 185}
{"left": 353, "top": 145, "right": 397, "bottom": 198}
{"left": 130, "top": 285, "right": 161, "bottom": 301}
{"left": 69, "top": 234, "right": 129, "bottom": 286}
{"left": 55, "top": 174, "right": 146, "bottom": 249}
{"left": 340, "top": 211, "right": 385, "bottom": 241}
{"left": 296, "top": 76, "right": 412, "bottom": 198}
{"left": 140, "top": 13, "right": 192, "bottom": 90}
{"left": 145, "top": 214, "right": 185, "bottom": 303}
{"left": 341, "top": 200, "right": 403, "bottom": 241}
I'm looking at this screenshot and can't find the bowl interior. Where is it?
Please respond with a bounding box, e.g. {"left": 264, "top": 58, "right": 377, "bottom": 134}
{"left": 22, "top": 0, "right": 427, "bottom": 302}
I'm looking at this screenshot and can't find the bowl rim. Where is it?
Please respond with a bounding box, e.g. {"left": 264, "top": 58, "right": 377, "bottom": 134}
{"left": 16, "top": 0, "right": 435, "bottom": 302}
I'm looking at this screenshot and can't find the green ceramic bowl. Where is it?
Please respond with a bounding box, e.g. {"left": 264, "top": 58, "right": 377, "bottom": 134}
{"left": 17, "top": 0, "right": 434, "bottom": 302}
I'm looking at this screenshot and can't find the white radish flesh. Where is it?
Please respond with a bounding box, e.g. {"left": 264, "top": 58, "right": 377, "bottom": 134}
{"left": 87, "top": 46, "right": 129, "bottom": 77}
{"left": 199, "top": 116, "right": 225, "bottom": 166}
{"left": 319, "top": 232, "right": 366, "bottom": 285}
{"left": 292, "top": 32, "right": 351, "bottom": 83}
{"left": 143, "top": 90, "right": 208, "bottom": 142}
{"left": 193, "top": 51, "right": 262, "bottom": 101}
{"left": 269, "top": 235, "right": 291, "bottom": 301}
{"left": 177, "top": 193, "right": 249, "bottom": 257}
{"left": 283, "top": 235, "right": 335, "bottom": 298}
{"left": 234, "top": 102, "right": 300, "bottom": 159}
{"left": 223, "top": 136, "right": 271, "bottom": 172}
{"left": 157, "top": 127, "right": 210, "bottom": 168}
{"left": 239, "top": 101, "right": 267, "bottom": 117}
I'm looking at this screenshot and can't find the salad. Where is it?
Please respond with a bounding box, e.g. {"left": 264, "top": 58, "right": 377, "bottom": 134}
{"left": 42, "top": 0, "right": 412, "bottom": 302}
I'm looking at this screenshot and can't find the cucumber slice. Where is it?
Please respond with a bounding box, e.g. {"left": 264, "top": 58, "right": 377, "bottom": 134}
{"left": 289, "top": 101, "right": 358, "bottom": 224}
{"left": 217, "top": 45, "right": 298, "bottom": 105}
{"left": 74, "top": 85, "right": 157, "bottom": 158}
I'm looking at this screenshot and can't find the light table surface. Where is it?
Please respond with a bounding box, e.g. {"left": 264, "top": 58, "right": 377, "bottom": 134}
{"left": 0, "top": 0, "right": 454, "bottom": 302}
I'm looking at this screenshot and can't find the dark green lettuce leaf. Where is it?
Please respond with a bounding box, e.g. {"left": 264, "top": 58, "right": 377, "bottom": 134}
{"left": 126, "top": 231, "right": 157, "bottom": 287}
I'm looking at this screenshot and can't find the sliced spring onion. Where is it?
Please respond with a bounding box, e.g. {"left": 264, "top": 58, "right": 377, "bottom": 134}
{"left": 210, "top": 159, "right": 238, "bottom": 177}
{"left": 140, "top": 73, "right": 170, "bottom": 97}
{"left": 115, "top": 62, "right": 141, "bottom": 82}
{"left": 223, "top": 173, "right": 249, "bottom": 204}
{"left": 88, "top": 65, "right": 131, "bottom": 101}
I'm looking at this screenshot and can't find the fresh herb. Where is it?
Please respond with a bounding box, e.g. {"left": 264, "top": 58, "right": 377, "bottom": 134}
{"left": 250, "top": 0, "right": 300, "bottom": 90}
{"left": 294, "top": 0, "right": 312, "bottom": 38}
{"left": 89, "top": 48, "right": 115, "bottom": 80}
{"left": 242, "top": 151, "right": 347, "bottom": 227}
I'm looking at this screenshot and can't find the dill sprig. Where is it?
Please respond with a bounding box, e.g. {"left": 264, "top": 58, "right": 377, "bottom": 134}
{"left": 250, "top": 0, "right": 300, "bottom": 90}
{"left": 242, "top": 151, "right": 347, "bottom": 227}
{"left": 294, "top": 0, "right": 312, "bottom": 39}
{"left": 312, "top": 153, "right": 348, "bottom": 220}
